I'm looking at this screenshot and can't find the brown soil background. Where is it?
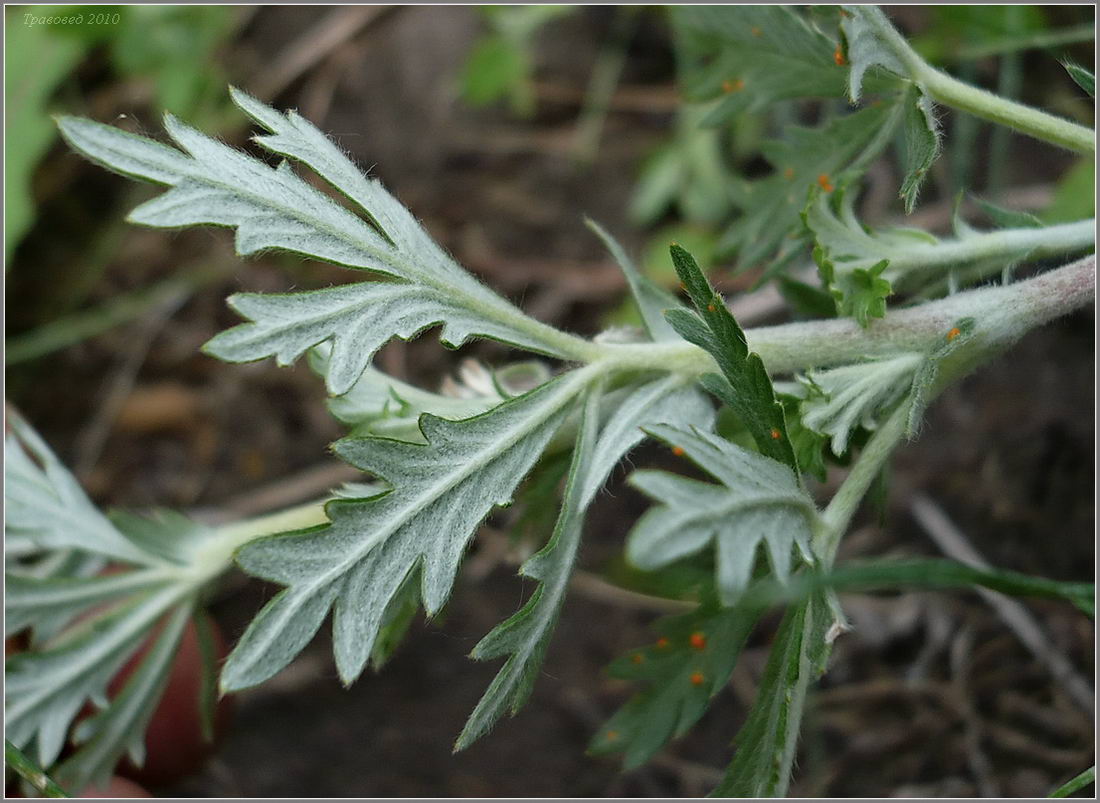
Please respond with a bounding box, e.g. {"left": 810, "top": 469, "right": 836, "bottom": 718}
{"left": 6, "top": 6, "right": 1094, "bottom": 798}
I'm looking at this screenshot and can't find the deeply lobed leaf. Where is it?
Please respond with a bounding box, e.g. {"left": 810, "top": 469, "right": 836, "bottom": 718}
{"left": 590, "top": 600, "right": 763, "bottom": 769}
{"left": 628, "top": 424, "right": 817, "bottom": 606}
{"left": 672, "top": 6, "right": 846, "bottom": 125}
{"left": 665, "top": 245, "right": 797, "bottom": 470}
{"left": 220, "top": 369, "right": 596, "bottom": 692}
{"left": 456, "top": 376, "right": 716, "bottom": 749}
{"left": 58, "top": 90, "right": 584, "bottom": 396}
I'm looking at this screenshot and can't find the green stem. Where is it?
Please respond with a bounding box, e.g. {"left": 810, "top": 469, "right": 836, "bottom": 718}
{"left": 884, "top": 218, "right": 1095, "bottom": 284}
{"left": 5, "top": 740, "right": 69, "bottom": 798}
{"left": 197, "top": 500, "right": 330, "bottom": 581}
{"left": 863, "top": 8, "right": 1095, "bottom": 154}
{"left": 817, "top": 399, "right": 910, "bottom": 565}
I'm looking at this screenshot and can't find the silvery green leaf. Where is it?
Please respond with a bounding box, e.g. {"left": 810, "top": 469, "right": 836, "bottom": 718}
{"left": 456, "top": 376, "right": 714, "bottom": 749}
{"left": 4, "top": 419, "right": 168, "bottom": 567}
{"left": 203, "top": 279, "right": 562, "bottom": 397}
{"left": 55, "top": 603, "right": 193, "bottom": 792}
{"left": 711, "top": 589, "right": 832, "bottom": 797}
{"left": 5, "top": 417, "right": 222, "bottom": 785}
{"left": 316, "top": 351, "right": 511, "bottom": 438}
{"left": 220, "top": 369, "right": 596, "bottom": 692}
{"left": 899, "top": 83, "right": 941, "bottom": 213}
{"left": 799, "top": 353, "right": 924, "bottom": 455}
{"left": 58, "top": 91, "right": 585, "bottom": 396}
{"left": 627, "top": 424, "right": 818, "bottom": 606}
{"left": 5, "top": 570, "right": 167, "bottom": 640}
{"left": 454, "top": 387, "right": 603, "bottom": 751}
{"left": 841, "top": 6, "right": 909, "bottom": 104}
{"left": 6, "top": 584, "right": 191, "bottom": 768}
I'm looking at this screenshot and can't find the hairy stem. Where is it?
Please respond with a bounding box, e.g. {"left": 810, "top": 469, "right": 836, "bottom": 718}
{"left": 884, "top": 219, "right": 1095, "bottom": 285}
{"left": 196, "top": 257, "right": 1094, "bottom": 577}
{"left": 863, "top": 7, "right": 1095, "bottom": 154}
{"left": 598, "top": 255, "right": 1095, "bottom": 375}
{"left": 817, "top": 399, "right": 910, "bottom": 564}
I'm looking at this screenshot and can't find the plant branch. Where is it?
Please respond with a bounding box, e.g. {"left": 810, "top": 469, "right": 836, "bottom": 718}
{"left": 817, "top": 398, "right": 910, "bottom": 564}
{"left": 862, "top": 7, "right": 1095, "bottom": 154}
{"left": 883, "top": 219, "right": 1095, "bottom": 285}
{"left": 596, "top": 254, "right": 1095, "bottom": 376}
{"left": 186, "top": 257, "right": 1094, "bottom": 585}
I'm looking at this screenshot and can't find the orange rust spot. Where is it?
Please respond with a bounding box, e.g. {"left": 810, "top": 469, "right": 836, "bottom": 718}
{"left": 689, "top": 632, "right": 707, "bottom": 650}
{"left": 656, "top": 637, "right": 670, "bottom": 649}
{"left": 706, "top": 302, "right": 716, "bottom": 312}
{"left": 834, "top": 46, "right": 847, "bottom": 66}
{"left": 751, "top": 26, "right": 762, "bottom": 37}
{"left": 783, "top": 167, "right": 795, "bottom": 180}
{"left": 605, "top": 730, "right": 619, "bottom": 742}
{"left": 690, "top": 671, "right": 705, "bottom": 686}
{"left": 770, "top": 428, "right": 782, "bottom": 440}
{"left": 946, "top": 326, "right": 962, "bottom": 341}
{"left": 722, "top": 78, "right": 745, "bottom": 93}
{"left": 817, "top": 173, "right": 835, "bottom": 193}
{"left": 631, "top": 653, "right": 644, "bottom": 665}
{"left": 671, "top": 446, "right": 686, "bottom": 457}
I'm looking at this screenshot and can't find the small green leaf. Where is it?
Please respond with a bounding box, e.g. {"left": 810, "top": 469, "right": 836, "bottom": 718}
{"left": 972, "top": 196, "right": 1044, "bottom": 229}
{"left": 665, "top": 244, "right": 797, "bottom": 469}
{"left": 627, "top": 424, "right": 817, "bottom": 606}
{"left": 899, "top": 84, "right": 940, "bottom": 213}
{"left": 778, "top": 395, "right": 829, "bottom": 482}
{"left": 460, "top": 37, "right": 530, "bottom": 113}
{"left": 829, "top": 258, "right": 892, "bottom": 326}
{"left": 906, "top": 317, "right": 976, "bottom": 436}
{"left": 716, "top": 103, "right": 898, "bottom": 272}
{"left": 711, "top": 590, "right": 831, "bottom": 797}
{"left": 1062, "top": 61, "right": 1095, "bottom": 98}
{"left": 4, "top": 9, "right": 89, "bottom": 262}
{"left": 784, "top": 558, "right": 1094, "bottom": 618}
{"left": 1050, "top": 766, "right": 1095, "bottom": 798}
{"left": 799, "top": 353, "right": 924, "bottom": 456}
{"left": 590, "top": 600, "right": 763, "bottom": 769}
{"left": 457, "top": 377, "right": 716, "bottom": 749}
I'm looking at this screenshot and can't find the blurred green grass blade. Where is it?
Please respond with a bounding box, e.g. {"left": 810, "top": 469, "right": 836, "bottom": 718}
{"left": 958, "top": 23, "right": 1095, "bottom": 61}
{"left": 769, "top": 559, "right": 1094, "bottom": 617}
{"left": 1049, "top": 766, "right": 1095, "bottom": 798}
{"left": 6, "top": 268, "right": 218, "bottom": 365}
{"left": 4, "top": 6, "right": 90, "bottom": 264}
{"left": 1043, "top": 159, "right": 1095, "bottom": 224}
{"left": 5, "top": 739, "right": 70, "bottom": 798}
